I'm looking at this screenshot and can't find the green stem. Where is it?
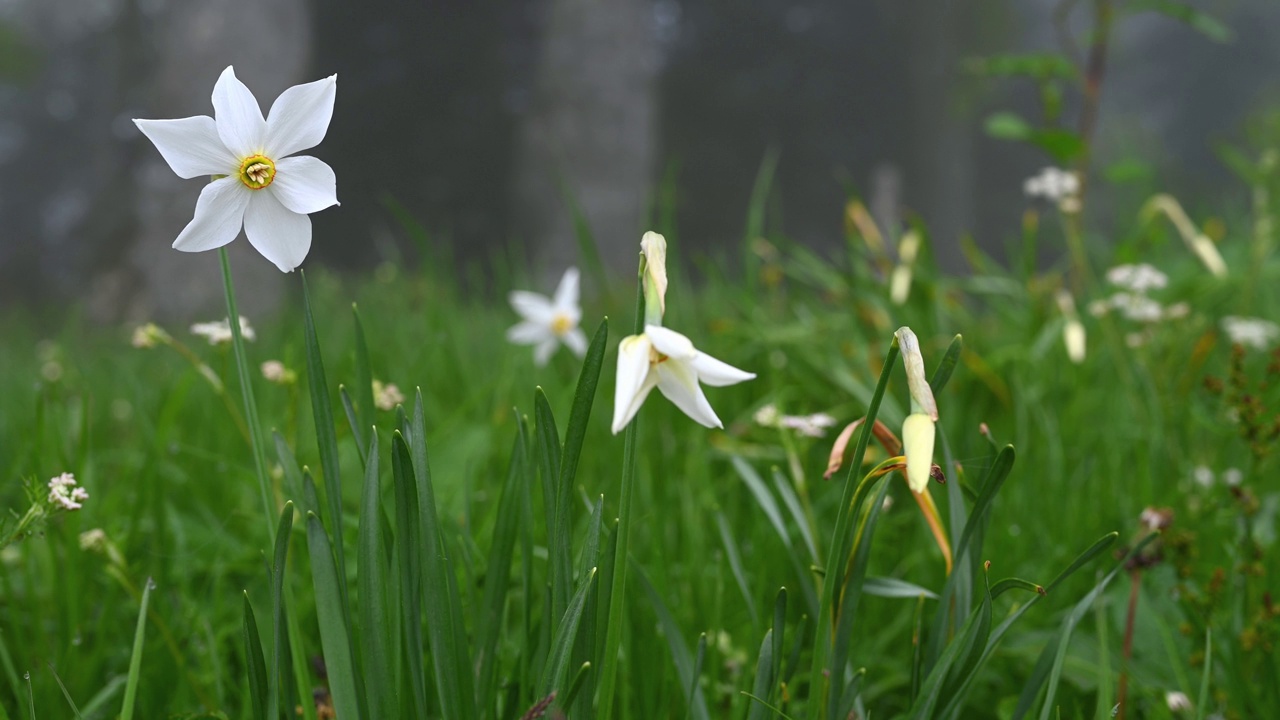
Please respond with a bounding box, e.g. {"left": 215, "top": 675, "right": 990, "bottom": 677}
{"left": 218, "top": 247, "right": 275, "bottom": 542}
{"left": 598, "top": 260, "right": 648, "bottom": 719}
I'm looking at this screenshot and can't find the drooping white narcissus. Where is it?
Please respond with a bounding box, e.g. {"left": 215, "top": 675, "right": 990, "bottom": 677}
{"left": 610, "top": 232, "right": 755, "bottom": 433}
{"left": 134, "top": 66, "right": 339, "bottom": 272}
{"left": 896, "top": 326, "right": 938, "bottom": 494}
{"left": 506, "top": 267, "right": 588, "bottom": 366}
{"left": 610, "top": 325, "right": 755, "bottom": 433}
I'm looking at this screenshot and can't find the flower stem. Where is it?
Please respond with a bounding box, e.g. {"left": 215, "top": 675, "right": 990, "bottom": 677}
{"left": 597, "top": 257, "right": 649, "bottom": 719}
{"left": 218, "top": 247, "right": 275, "bottom": 542}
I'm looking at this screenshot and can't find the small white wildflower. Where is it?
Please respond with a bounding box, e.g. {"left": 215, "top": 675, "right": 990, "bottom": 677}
{"left": 190, "top": 316, "right": 255, "bottom": 345}
{"left": 1110, "top": 293, "right": 1165, "bottom": 323}
{"left": 1125, "top": 331, "right": 1149, "bottom": 348}
{"left": 1164, "top": 302, "right": 1190, "bottom": 320}
{"left": 1024, "top": 167, "right": 1080, "bottom": 209}
{"left": 79, "top": 528, "right": 107, "bottom": 551}
{"left": 1106, "top": 264, "right": 1168, "bottom": 293}
{"left": 131, "top": 323, "right": 170, "bottom": 349}
{"left": 1087, "top": 299, "right": 1111, "bottom": 318}
{"left": 1221, "top": 316, "right": 1280, "bottom": 350}
{"left": 1192, "top": 465, "right": 1214, "bottom": 489}
{"left": 47, "top": 472, "right": 88, "bottom": 511}
{"left": 372, "top": 380, "right": 405, "bottom": 411}
{"left": 753, "top": 404, "right": 780, "bottom": 427}
{"left": 260, "top": 359, "right": 296, "bottom": 384}
{"left": 779, "top": 412, "right": 837, "bottom": 438}
{"left": 1165, "top": 691, "right": 1192, "bottom": 712}
{"left": 1222, "top": 468, "right": 1243, "bottom": 487}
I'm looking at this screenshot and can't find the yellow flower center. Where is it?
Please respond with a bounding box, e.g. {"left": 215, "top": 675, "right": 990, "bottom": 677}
{"left": 551, "top": 313, "right": 573, "bottom": 336}
{"left": 238, "top": 154, "right": 276, "bottom": 190}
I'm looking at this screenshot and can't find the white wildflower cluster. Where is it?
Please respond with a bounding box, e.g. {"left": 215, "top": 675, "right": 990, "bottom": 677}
{"left": 1221, "top": 316, "right": 1280, "bottom": 350}
{"left": 752, "top": 404, "right": 837, "bottom": 438}
{"left": 373, "top": 380, "right": 405, "bottom": 411}
{"left": 47, "top": 472, "right": 88, "bottom": 511}
{"left": 1023, "top": 167, "right": 1081, "bottom": 212}
{"left": 1088, "top": 264, "right": 1189, "bottom": 346}
{"left": 190, "top": 317, "right": 255, "bottom": 345}
{"left": 1192, "top": 465, "right": 1242, "bottom": 489}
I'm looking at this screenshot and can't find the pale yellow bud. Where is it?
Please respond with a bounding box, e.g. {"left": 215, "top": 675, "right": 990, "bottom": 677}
{"left": 902, "top": 413, "right": 936, "bottom": 494}
{"left": 640, "top": 231, "right": 668, "bottom": 322}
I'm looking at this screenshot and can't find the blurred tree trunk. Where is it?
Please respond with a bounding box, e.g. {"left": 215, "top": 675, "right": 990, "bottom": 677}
{"left": 512, "top": 0, "right": 658, "bottom": 282}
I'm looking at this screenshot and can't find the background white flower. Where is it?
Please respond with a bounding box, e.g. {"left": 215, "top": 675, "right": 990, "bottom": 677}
{"left": 134, "top": 66, "right": 339, "bottom": 272}
{"left": 506, "top": 267, "right": 588, "bottom": 366}
{"left": 190, "top": 317, "right": 255, "bottom": 345}
{"left": 1106, "top": 263, "right": 1168, "bottom": 293}
{"left": 1221, "top": 315, "right": 1280, "bottom": 349}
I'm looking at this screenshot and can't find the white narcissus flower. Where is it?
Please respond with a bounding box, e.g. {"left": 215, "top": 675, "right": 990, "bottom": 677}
{"left": 507, "top": 267, "right": 588, "bottom": 366}
{"left": 611, "top": 325, "right": 755, "bottom": 434}
{"left": 134, "top": 66, "right": 339, "bottom": 272}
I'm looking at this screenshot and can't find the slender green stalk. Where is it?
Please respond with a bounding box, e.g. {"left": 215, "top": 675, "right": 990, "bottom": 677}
{"left": 119, "top": 578, "right": 154, "bottom": 720}
{"left": 598, "top": 262, "right": 648, "bottom": 719}
{"left": 218, "top": 247, "right": 275, "bottom": 541}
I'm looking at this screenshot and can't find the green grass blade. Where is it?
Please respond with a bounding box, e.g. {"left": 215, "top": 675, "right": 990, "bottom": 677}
{"left": 301, "top": 271, "right": 351, "bottom": 624}
{"left": 541, "top": 568, "right": 599, "bottom": 698}
{"left": 771, "top": 588, "right": 787, "bottom": 704}
{"left": 936, "top": 530, "right": 1116, "bottom": 712}
{"left": 952, "top": 445, "right": 1016, "bottom": 566}
{"left": 634, "top": 561, "right": 711, "bottom": 720}
{"left": 476, "top": 426, "right": 529, "bottom": 708}
{"left": 119, "top": 576, "right": 153, "bottom": 720}
{"left": 339, "top": 386, "right": 367, "bottom": 467}
{"left": 74, "top": 676, "right": 126, "bottom": 719}
{"left": 928, "top": 334, "right": 964, "bottom": 395}
{"left": 687, "top": 633, "right": 707, "bottom": 720}
{"left": 746, "top": 629, "right": 775, "bottom": 720}
{"left": 1021, "top": 533, "right": 1159, "bottom": 720}
{"left": 535, "top": 388, "right": 568, "bottom": 624}
{"left": 864, "top": 577, "right": 939, "bottom": 600}
{"left": 562, "top": 662, "right": 593, "bottom": 712}
{"left": 397, "top": 411, "right": 476, "bottom": 720}
{"left": 273, "top": 433, "right": 306, "bottom": 509}
{"left": 552, "top": 319, "right": 608, "bottom": 622}
{"left": 352, "top": 304, "right": 376, "bottom": 454}
{"left": 735, "top": 459, "right": 820, "bottom": 619}
{"left": 357, "top": 427, "right": 396, "bottom": 720}
{"left": 46, "top": 662, "right": 83, "bottom": 719}
{"left": 390, "top": 432, "right": 427, "bottom": 719}
{"left": 811, "top": 340, "right": 899, "bottom": 719}
{"left": 1195, "top": 628, "right": 1212, "bottom": 720}
{"left": 242, "top": 592, "right": 268, "bottom": 720}
{"left": 716, "top": 511, "right": 759, "bottom": 625}
{"left": 827, "top": 474, "right": 893, "bottom": 719}
{"left": 571, "top": 495, "right": 605, "bottom": 719}
{"left": 990, "top": 578, "right": 1046, "bottom": 600}
{"left": 771, "top": 468, "right": 817, "bottom": 564}
{"left": 304, "top": 512, "right": 361, "bottom": 720}
{"left": 269, "top": 502, "right": 295, "bottom": 720}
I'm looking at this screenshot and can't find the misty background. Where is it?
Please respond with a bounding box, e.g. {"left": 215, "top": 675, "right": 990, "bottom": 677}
{"left": 0, "top": 0, "right": 1275, "bottom": 320}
